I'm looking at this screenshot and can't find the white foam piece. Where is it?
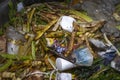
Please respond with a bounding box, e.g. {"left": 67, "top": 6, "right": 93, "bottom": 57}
{"left": 56, "top": 58, "right": 76, "bottom": 71}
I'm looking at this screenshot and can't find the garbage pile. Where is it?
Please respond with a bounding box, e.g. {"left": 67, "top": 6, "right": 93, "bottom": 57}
{"left": 0, "top": 1, "right": 120, "bottom": 80}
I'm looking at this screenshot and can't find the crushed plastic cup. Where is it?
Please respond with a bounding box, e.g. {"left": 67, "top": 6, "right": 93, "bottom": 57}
{"left": 56, "top": 58, "right": 76, "bottom": 71}
{"left": 60, "top": 16, "right": 76, "bottom": 32}
{"left": 7, "top": 42, "right": 19, "bottom": 54}
{"left": 56, "top": 73, "right": 72, "bottom": 80}
{"left": 6, "top": 27, "right": 25, "bottom": 54}
{"left": 72, "top": 48, "right": 93, "bottom": 66}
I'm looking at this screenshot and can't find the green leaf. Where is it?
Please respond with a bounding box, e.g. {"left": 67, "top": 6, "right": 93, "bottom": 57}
{"left": 0, "top": 53, "right": 17, "bottom": 59}
{"left": 0, "top": 53, "right": 33, "bottom": 60}
{"left": 20, "top": 56, "right": 33, "bottom": 60}
{"left": 69, "top": 9, "right": 93, "bottom": 22}
{"left": 8, "top": 0, "right": 16, "bottom": 22}
{"left": 0, "top": 59, "right": 13, "bottom": 72}
{"left": 32, "top": 41, "right": 36, "bottom": 60}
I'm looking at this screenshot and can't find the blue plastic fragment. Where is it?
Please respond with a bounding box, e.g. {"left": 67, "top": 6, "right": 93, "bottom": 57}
{"left": 100, "top": 47, "right": 117, "bottom": 65}
{"left": 56, "top": 46, "right": 66, "bottom": 54}
{"left": 73, "top": 48, "right": 93, "bottom": 66}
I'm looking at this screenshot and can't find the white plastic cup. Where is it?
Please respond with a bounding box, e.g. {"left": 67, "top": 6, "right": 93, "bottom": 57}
{"left": 56, "top": 58, "right": 76, "bottom": 71}
{"left": 56, "top": 73, "right": 72, "bottom": 80}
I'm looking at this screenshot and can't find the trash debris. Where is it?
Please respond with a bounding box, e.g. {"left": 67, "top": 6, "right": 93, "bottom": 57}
{"left": 17, "top": 2, "right": 24, "bottom": 12}
{"left": 6, "top": 27, "right": 25, "bottom": 54}
{"left": 56, "top": 58, "right": 76, "bottom": 71}
{"left": 89, "top": 38, "right": 117, "bottom": 65}
{"left": 72, "top": 48, "right": 93, "bottom": 66}
{"left": 56, "top": 73, "right": 72, "bottom": 80}
{"left": 89, "top": 38, "right": 106, "bottom": 51}
{"left": 0, "top": 1, "right": 120, "bottom": 80}
{"left": 60, "top": 16, "right": 76, "bottom": 32}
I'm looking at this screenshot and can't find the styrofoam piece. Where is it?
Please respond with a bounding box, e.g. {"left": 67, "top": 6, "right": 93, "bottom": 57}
{"left": 60, "top": 16, "right": 76, "bottom": 32}
{"left": 56, "top": 58, "right": 76, "bottom": 71}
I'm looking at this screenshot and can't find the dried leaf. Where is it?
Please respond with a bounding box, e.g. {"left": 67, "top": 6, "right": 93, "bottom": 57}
{"left": 45, "top": 31, "right": 64, "bottom": 38}
{"left": 66, "top": 32, "right": 75, "bottom": 57}
{"left": 69, "top": 10, "right": 93, "bottom": 22}
{"left": 21, "top": 35, "right": 34, "bottom": 56}
{"left": 26, "top": 8, "right": 36, "bottom": 32}
{"left": 0, "top": 36, "right": 6, "bottom": 52}
{"left": 35, "top": 18, "right": 58, "bottom": 40}
{"left": 85, "top": 36, "right": 98, "bottom": 58}
{"left": 32, "top": 41, "right": 36, "bottom": 60}
{"left": 104, "top": 33, "right": 120, "bottom": 56}
{"left": 0, "top": 53, "right": 17, "bottom": 59}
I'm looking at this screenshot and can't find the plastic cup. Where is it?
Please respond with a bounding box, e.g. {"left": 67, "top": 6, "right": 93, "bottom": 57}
{"left": 56, "top": 58, "right": 76, "bottom": 71}
{"left": 56, "top": 73, "right": 72, "bottom": 80}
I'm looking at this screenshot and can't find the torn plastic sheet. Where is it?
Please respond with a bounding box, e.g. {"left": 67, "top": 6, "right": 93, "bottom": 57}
{"left": 100, "top": 48, "right": 116, "bottom": 65}
{"left": 89, "top": 38, "right": 106, "bottom": 51}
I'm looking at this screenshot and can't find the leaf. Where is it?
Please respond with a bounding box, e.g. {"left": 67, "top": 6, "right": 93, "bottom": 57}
{"left": 22, "top": 35, "right": 34, "bottom": 56}
{"left": 35, "top": 18, "right": 58, "bottom": 40}
{"left": 20, "top": 55, "right": 33, "bottom": 60}
{"left": 0, "top": 54, "right": 17, "bottom": 59}
{"left": 66, "top": 32, "right": 75, "bottom": 57}
{"left": 8, "top": 0, "right": 16, "bottom": 21}
{"left": 45, "top": 31, "right": 64, "bottom": 38}
{"left": 104, "top": 33, "right": 120, "bottom": 56}
{"left": 27, "top": 8, "right": 36, "bottom": 32}
{"left": 85, "top": 36, "right": 98, "bottom": 58}
{"left": 0, "top": 59, "right": 13, "bottom": 72}
{"left": 31, "top": 41, "right": 36, "bottom": 60}
{"left": 69, "top": 10, "right": 93, "bottom": 22}
{"left": 0, "top": 53, "right": 33, "bottom": 60}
